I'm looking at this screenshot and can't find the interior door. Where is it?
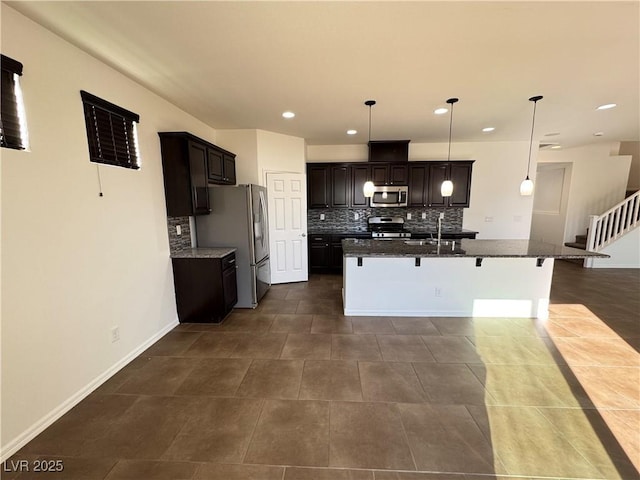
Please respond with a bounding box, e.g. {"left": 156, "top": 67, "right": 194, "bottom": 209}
{"left": 266, "top": 172, "right": 308, "bottom": 284}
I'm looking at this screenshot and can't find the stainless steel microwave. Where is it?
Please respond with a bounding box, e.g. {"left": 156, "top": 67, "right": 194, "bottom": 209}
{"left": 369, "top": 185, "right": 408, "bottom": 207}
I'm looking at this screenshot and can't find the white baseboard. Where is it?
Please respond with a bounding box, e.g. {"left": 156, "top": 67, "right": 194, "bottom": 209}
{"left": 0, "top": 319, "right": 179, "bottom": 462}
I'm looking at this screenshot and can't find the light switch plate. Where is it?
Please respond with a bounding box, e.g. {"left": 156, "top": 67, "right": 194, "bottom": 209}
{"left": 407, "top": 213, "right": 412, "bottom": 220}
{"left": 320, "top": 213, "right": 325, "bottom": 220}
{"left": 422, "top": 212, "right": 427, "bottom": 219}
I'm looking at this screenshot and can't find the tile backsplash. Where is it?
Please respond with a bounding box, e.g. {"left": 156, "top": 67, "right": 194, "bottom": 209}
{"left": 307, "top": 207, "right": 463, "bottom": 233}
{"left": 167, "top": 216, "right": 192, "bottom": 253}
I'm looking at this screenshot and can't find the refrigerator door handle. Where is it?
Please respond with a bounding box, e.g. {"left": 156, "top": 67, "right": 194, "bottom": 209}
{"left": 258, "top": 189, "right": 268, "bottom": 250}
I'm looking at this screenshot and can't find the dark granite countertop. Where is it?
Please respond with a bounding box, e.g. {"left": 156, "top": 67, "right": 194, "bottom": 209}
{"left": 409, "top": 229, "right": 479, "bottom": 236}
{"left": 308, "top": 229, "right": 478, "bottom": 236}
{"left": 342, "top": 238, "right": 609, "bottom": 259}
{"left": 171, "top": 247, "right": 236, "bottom": 259}
{"left": 308, "top": 230, "right": 369, "bottom": 236}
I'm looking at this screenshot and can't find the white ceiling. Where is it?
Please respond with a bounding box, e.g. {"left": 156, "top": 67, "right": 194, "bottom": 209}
{"left": 7, "top": 1, "right": 640, "bottom": 148}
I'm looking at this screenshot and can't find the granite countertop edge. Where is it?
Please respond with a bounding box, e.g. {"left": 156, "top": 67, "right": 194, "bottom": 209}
{"left": 171, "top": 247, "right": 237, "bottom": 259}
{"left": 341, "top": 238, "right": 609, "bottom": 259}
{"left": 308, "top": 229, "right": 479, "bottom": 236}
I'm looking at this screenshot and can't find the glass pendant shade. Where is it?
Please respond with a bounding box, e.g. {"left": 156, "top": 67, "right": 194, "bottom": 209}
{"left": 520, "top": 177, "right": 534, "bottom": 196}
{"left": 441, "top": 180, "right": 454, "bottom": 197}
{"left": 363, "top": 180, "right": 375, "bottom": 198}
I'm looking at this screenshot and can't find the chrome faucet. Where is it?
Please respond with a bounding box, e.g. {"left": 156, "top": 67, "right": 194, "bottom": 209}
{"left": 437, "top": 212, "right": 444, "bottom": 246}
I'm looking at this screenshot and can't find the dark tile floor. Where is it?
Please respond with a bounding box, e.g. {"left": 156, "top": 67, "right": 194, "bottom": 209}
{"left": 5, "top": 260, "right": 639, "bottom": 479}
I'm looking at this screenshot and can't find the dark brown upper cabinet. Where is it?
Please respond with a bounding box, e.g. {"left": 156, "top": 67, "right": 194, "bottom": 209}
{"left": 448, "top": 161, "right": 473, "bottom": 207}
{"left": 368, "top": 140, "right": 410, "bottom": 162}
{"left": 306, "top": 160, "right": 472, "bottom": 210}
{"left": 351, "top": 164, "right": 370, "bottom": 207}
{"left": 370, "top": 163, "right": 408, "bottom": 186}
{"left": 389, "top": 163, "right": 409, "bottom": 185}
{"left": 330, "top": 165, "right": 350, "bottom": 208}
{"left": 427, "top": 161, "right": 473, "bottom": 208}
{"left": 307, "top": 164, "right": 330, "bottom": 208}
{"left": 408, "top": 163, "right": 429, "bottom": 207}
{"left": 159, "top": 132, "right": 237, "bottom": 217}
{"left": 207, "top": 146, "right": 236, "bottom": 185}
{"left": 159, "top": 132, "right": 210, "bottom": 216}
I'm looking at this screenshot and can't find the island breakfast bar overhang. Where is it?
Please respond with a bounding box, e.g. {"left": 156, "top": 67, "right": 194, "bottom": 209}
{"left": 342, "top": 239, "right": 608, "bottom": 319}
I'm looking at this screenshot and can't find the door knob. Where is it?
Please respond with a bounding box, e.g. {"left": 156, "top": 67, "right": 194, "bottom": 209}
{"left": 301, "top": 233, "right": 306, "bottom": 237}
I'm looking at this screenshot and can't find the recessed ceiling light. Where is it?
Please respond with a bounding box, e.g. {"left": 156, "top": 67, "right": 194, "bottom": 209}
{"left": 482, "top": 127, "right": 495, "bottom": 133}
{"left": 544, "top": 132, "right": 560, "bottom": 137}
{"left": 550, "top": 145, "right": 562, "bottom": 149}
{"left": 596, "top": 103, "right": 617, "bottom": 110}
{"left": 346, "top": 129, "right": 357, "bottom": 135}
{"left": 593, "top": 132, "right": 604, "bottom": 136}
{"left": 434, "top": 107, "right": 448, "bottom": 115}
{"left": 282, "top": 111, "right": 295, "bottom": 119}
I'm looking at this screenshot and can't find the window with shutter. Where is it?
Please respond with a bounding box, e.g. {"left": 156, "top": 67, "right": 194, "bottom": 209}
{"left": 80, "top": 90, "right": 141, "bottom": 170}
{"left": 1, "top": 54, "right": 29, "bottom": 150}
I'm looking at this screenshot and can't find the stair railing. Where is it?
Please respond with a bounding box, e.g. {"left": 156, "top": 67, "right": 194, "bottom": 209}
{"left": 586, "top": 190, "right": 640, "bottom": 252}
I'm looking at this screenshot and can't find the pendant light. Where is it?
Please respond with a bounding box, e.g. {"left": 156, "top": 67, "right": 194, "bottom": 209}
{"left": 363, "top": 99, "right": 376, "bottom": 198}
{"left": 520, "top": 95, "right": 543, "bottom": 196}
{"left": 441, "top": 97, "right": 458, "bottom": 197}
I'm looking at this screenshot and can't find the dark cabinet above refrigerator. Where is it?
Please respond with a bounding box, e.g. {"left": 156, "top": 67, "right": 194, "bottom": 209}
{"left": 158, "top": 131, "right": 237, "bottom": 217}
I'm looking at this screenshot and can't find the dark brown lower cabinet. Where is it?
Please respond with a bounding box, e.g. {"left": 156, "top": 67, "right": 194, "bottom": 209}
{"left": 172, "top": 253, "right": 237, "bottom": 323}
{"left": 309, "top": 235, "right": 331, "bottom": 272}
{"left": 309, "top": 234, "right": 369, "bottom": 273}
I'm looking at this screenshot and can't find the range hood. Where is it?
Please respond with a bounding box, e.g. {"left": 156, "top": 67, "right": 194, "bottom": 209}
{"left": 367, "top": 140, "right": 410, "bottom": 162}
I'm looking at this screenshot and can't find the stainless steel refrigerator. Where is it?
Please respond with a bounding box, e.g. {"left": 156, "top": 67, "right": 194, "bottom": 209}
{"left": 195, "top": 184, "right": 270, "bottom": 308}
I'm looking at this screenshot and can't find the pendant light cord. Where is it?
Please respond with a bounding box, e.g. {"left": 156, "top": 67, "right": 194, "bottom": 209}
{"left": 365, "top": 100, "right": 376, "bottom": 143}
{"left": 526, "top": 96, "right": 543, "bottom": 179}
{"left": 445, "top": 98, "right": 458, "bottom": 162}
{"left": 447, "top": 103, "right": 454, "bottom": 162}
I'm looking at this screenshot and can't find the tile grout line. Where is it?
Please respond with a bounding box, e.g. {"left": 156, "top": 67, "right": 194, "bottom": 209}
{"left": 239, "top": 398, "right": 266, "bottom": 465}
{"left": 394, "top": 401, "right": 419, "bottom": 473}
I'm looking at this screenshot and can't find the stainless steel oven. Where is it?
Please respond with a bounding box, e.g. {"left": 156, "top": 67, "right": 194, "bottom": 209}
{"left": 369, "top": 185, "right": 408, "bottom": 208}
{"left": 368, "top": 216, "right": 412, "bottom": 238}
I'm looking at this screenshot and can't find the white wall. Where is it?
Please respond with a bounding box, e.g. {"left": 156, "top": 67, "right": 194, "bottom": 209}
{"left": 216, "top": 130, "right": 306, "bottom": 186}
{"left": 619, "top": 141, "right": 640, "bottom": 191}
{"left": 590, "top": 227, "right": 640, "bottom": 268}
{"left": 538, "top": 143, "right": 632, "bottom": 243}
{"left": 307, "top": 140, "right": 535, "bottom": 239}
{"left": 0, "top": 5, "right": 220, "bottom": 458}
{"left": 216, "top": 129, "right": 259, "bottom": 185}
{"left": 257, "top": 130, "right": 307, "bottom": 183}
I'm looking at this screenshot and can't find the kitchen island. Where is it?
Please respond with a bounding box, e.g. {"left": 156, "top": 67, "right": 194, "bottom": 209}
{"left": 341, "top": 239, "right": 607, "bottom": 319}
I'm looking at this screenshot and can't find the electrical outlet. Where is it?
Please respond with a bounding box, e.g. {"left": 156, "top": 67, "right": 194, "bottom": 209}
{"left": 485, "top": 216, "right": 494, "bottom": 222}
{"left": 514, "top": 215, "right": 522, "bottom": 223}
{"left": 422, "top": 212, "right": 427, "bottom": 219}
{"left": 111, "top": 326, "right": 120, "bottom": 343}
{"left": 176, "top": 225, "right": 182, "bottom": 236}
{"left": 439, "top": 212, "right": 445, "bottom": 220}
{"left": 407, "top": 213, "right": 412, "bottom": 220}
{"left": 354, "top": 212, "right": 359, "bottom": 220}
{"left": 434, "top": 287, "right": 442, "bottom": 297}
{"left": 320, "top": 213, "right": 325, "bottom": 220}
